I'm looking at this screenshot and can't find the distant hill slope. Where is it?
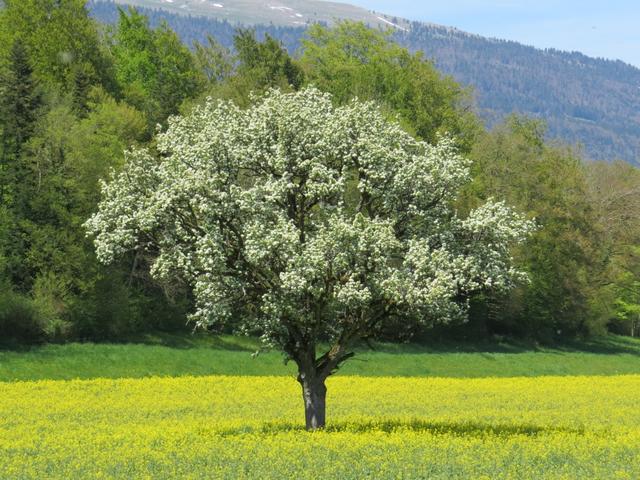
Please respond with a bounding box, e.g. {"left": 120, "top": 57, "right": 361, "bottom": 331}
{"left": 89, "top": 0, "right": 640, "bottom": 164}
{"left": 97, "top": 0, "right": 408, "bottom": 29}
{"left": 397, "top": 23, "right": 640, "bottom": 163}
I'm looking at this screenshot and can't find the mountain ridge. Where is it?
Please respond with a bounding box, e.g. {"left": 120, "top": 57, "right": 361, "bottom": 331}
{"left": 100, "top": 0, "right": 410, "bottom": 29}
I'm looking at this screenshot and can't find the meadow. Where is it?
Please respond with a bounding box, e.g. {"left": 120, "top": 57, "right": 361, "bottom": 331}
{"left": 1, "top": 335, "right": 640, "bottom": 479}
{"left": 2, "top": 333, "right": 640, "bottom": 381}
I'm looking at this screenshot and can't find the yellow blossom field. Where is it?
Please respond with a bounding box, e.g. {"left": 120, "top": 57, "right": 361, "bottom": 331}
{"left": 1, "top": 375, "right": 639, "bottom": 479}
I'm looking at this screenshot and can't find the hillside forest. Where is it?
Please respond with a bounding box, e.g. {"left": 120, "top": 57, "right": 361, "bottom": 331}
{"left": 1, "top": 0, "right": 640, "bottom": 345}
{"left": 90, "top": 0, "right": 640, "bottom": 164}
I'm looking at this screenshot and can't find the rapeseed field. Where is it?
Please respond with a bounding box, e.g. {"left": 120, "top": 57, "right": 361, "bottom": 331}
{"left": 1, "top": 375, "right": 638, "bottom": 479}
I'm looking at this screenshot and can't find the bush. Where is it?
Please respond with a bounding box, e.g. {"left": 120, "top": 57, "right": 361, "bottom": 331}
{"left": 69, "top": 270, "right": 142, "bottom": 340}
{"left": 32, "top": 273, "right": 73, "bottom": 342}
{"left": 0, "top": 287, "right": 45, "bottom": 343}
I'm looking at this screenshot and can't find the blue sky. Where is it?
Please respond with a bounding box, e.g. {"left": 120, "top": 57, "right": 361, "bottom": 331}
{"left": 349, "top": 0, "right": 640, "bottom": 67}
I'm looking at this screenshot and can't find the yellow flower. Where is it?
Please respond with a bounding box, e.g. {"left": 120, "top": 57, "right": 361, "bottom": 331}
{"left": 1, "top": 375, "right": 638, "bottom": 479}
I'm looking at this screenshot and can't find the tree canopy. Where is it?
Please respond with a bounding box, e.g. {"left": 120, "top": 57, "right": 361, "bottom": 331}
{"left": 301, "top": 22, "right": 480, "bottom": 151}
{"left": 110, "top": 7, "right": 203, "bottom": 125}
{"left": 0, "top": 0, "right": 109, "bottom": 90}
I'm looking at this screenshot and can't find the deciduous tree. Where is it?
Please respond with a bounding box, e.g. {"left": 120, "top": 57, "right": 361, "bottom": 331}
{"left": 110, "top": 8, "right": 203, "bottom": 124}
{"left": 87, "top": 88, "right": 532, "bottom": 429}
{"left": 302, "top": 22, "right": 479, "bottom": 150}
{"left": 0, "top": 0, "right": 109, "bottom": 90}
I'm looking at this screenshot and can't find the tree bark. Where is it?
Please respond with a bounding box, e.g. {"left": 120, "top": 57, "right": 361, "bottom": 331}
{"left": 298, "top": 374, "right": 327, "bottom": 431}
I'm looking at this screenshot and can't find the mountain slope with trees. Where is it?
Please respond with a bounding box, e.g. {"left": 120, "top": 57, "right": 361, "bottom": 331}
{"left": 99, "top": 0, "right": 408, "bottom": 28}
{"left": 89, "top": 0, "right": 640, "bottom": 164}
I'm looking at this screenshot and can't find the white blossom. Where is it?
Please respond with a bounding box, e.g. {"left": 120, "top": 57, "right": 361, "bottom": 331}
{"left": 86, "top": 87, "right": 533, "bottom": 347}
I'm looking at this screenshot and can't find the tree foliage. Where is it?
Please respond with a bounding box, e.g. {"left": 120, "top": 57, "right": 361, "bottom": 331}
{"left": 0, "top": 39, "right": 44, "bottom": 289}
{"left": 462, "top": 117, "right": 606, "bottom": 338}
{"left": 110, "top": 7, "right": 203, "bottom": 124}
{"left": 302, "top": 23, "right": 479, "bottom": 151}
{"left": 0, "top": 0, "right": 110, "bottom": 90}
{"left": 234, "top": 29, "right": 304, "bottom": 91}
{"left": 586, "top": 161, "right": 640, "bottom": 336}
{"left": 188, "top": 29, "right": 305, "bottom": 109}
{"left": 0, "top": 1, "right": 197, "bottom": 342}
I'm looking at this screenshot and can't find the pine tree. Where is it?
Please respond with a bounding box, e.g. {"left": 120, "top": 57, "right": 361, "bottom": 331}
{"left": 0, "top": 39, "right": 42, "bottom": 169}
{"left": 71, "top": 64, "right": 96, "bottom": 118}
{"left": 0, "top": 38, "right": 43, "bottom": 288}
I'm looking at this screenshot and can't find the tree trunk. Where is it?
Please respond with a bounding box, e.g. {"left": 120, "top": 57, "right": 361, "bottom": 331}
{"left": 299, "top": 375, "right": 327, "bottom": 431}
{"left": 292, "top": 339, "right": 353, "bottom": 430}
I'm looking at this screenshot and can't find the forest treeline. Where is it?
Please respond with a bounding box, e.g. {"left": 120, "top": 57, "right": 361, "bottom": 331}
{"left": 1, "top": 0, "right": 639, "bottom": 344}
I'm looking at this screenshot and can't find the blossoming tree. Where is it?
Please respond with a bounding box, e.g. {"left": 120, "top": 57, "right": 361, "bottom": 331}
{"left": 86, "top": 88, "right": 532, "bottom": 430}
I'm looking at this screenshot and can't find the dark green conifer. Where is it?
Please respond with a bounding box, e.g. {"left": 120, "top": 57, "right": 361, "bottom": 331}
{"left": 0, "top": 38, "right": 43, "bottom": 288}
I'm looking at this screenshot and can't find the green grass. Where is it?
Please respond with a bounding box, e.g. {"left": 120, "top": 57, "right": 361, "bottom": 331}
{"left": 1, "top": 333, "right": 640, "bottom": 382}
